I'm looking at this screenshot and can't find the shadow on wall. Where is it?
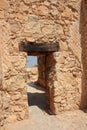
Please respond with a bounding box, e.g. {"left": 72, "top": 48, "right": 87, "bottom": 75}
{"left": 80, "top": 0, "right": 87, "bottom": 109}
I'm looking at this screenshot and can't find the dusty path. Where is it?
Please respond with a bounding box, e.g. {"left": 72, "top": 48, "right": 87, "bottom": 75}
{"left": 7, "top": 83, "right": 87, "bottom": 130}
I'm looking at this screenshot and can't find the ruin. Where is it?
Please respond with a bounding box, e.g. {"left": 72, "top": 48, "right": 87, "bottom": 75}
{"left": 0, "top": 0, "right": 87, "bottom": 129}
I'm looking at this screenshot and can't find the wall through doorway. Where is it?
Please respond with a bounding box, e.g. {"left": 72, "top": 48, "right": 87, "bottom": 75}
{"left": 26, "top": 56, "right": 38, "bottom": 82}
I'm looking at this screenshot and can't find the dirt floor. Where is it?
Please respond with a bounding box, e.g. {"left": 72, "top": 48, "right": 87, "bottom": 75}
{"left": 6, "top": 82, "right": 87, "bottom": 130}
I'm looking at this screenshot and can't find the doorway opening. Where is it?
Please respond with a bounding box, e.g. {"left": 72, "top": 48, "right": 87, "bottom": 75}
{"left": 26, "top": 56, "right": 38, "bottom": 82}
{"left": 19, "top": 42, "right": 59, "bottom": 115}
{"left": 26, "top": 55, "right": 47, "bottom": 115}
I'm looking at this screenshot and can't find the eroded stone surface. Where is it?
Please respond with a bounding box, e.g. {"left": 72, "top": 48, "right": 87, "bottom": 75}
{"left": 0, "top": 0, "right": 87, "bottom": 129}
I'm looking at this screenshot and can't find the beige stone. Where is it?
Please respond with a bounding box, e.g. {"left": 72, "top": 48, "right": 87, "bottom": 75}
{"left": 11, "top": 92, "right": 21, "bottom": 100}
{"left": 0, "top": 11, "right": 4, "bottom": 19}
{"left": 62, "top": 7, "right": 72, "bottom": 19}
{"left": 60, "top": 42, "right": 68, "bottom": 51}
{"left": 0, "top": 0, "right": 9, "bottom": 9}
{"left": 10, "top": 22, "right": 21, "bottom": 33}
{"left": 6, "top": 115, "right": 17, "bottom": 123}
{"left": 42, "top": 25, "right": 54, "bottom": 35}
{"left": 36, "top": 5, "right": 49, "bottom": 16}
{"left": 0, "top": 0, "right": 86, "bottom": 128}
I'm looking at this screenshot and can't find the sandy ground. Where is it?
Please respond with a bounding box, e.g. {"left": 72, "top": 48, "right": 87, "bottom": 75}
{"left": 6, "top": 82, "right": 87, "bottom": 130}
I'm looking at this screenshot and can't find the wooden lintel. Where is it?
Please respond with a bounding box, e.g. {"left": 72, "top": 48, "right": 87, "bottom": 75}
{"left": 19, "top": 42, "right": 59, "bottom": 53}
{"left": 27, "top": 52, "right": 46, "bottom": 56}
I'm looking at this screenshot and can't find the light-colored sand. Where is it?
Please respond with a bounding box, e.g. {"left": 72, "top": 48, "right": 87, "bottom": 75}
{"left": 6, "top": 83, "right": 87, "bottom": 130}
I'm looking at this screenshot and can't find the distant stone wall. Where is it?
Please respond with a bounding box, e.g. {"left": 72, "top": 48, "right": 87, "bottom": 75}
{"left": 0, "top": 0, "right": 87, "bottom": 128}
{"left": 26, "top": 66, "right": 38, "bottom": 82}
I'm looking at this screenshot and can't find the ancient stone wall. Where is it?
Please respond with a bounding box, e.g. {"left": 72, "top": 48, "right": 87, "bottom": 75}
{"left": 0, "top": 1, "right": 29, "bottom": 127}
{"left": 26, "top": 66, "right": 38, "bottom": 82}
{"left": 0, "top": 21, "right": 29, "bottom": 129}
{"left": 37, "top": 0, "right": 83, "bottom": 114}
{"left": 37, "top": 1, "right": 82, "bottom": 108}
{"left": 0, "top": 0, "right": 86, "bottom": 128}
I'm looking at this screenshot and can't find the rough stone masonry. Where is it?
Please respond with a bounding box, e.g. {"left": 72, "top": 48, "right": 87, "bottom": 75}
{"left": 0, "top": 0, "right": 87, "bottom": 129}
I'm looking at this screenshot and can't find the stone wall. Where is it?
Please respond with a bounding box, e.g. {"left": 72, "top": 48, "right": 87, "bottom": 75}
{"left": 0, "top": 0, "right": 87, "bottom": 128}
{"left": 37, "top": 0, "right": 83, "bottom": 114}
{"left": 0, "top": 20, "right": 29, "bottom": 129}
{"left": 26, "top": 66, "right": 38, "bottom": 82}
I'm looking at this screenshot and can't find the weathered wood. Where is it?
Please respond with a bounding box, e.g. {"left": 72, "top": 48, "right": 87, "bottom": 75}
{"left": 27, "top": 52, "right": 46, "bottom": 56}
{"left": 19, "top": 42, "right": 59, "bottom": 53}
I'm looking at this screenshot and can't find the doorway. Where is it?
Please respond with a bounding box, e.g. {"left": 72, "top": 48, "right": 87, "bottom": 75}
{"left": 26, "top": 55, "right": 47, "bottom": 116}
{"left": 19, "top": 42, "right": 59, "bottom": 116}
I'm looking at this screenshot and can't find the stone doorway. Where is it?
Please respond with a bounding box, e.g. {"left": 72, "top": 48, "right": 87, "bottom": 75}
{"left": 26, "top": 54, "right": 51, "bottom": 114}
{"left": 26, "top": 55, "right": 47, "bottom": 114}
{"left": 19, "top": 42, "right": 59, "bottom": 116}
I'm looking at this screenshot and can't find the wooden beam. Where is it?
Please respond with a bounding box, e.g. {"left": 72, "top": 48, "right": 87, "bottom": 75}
{"left": 27, "top": 52, "right": 46, "bottom": 56}
{"left": 19, "top": 42, "right": 59, "bottom": 53}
